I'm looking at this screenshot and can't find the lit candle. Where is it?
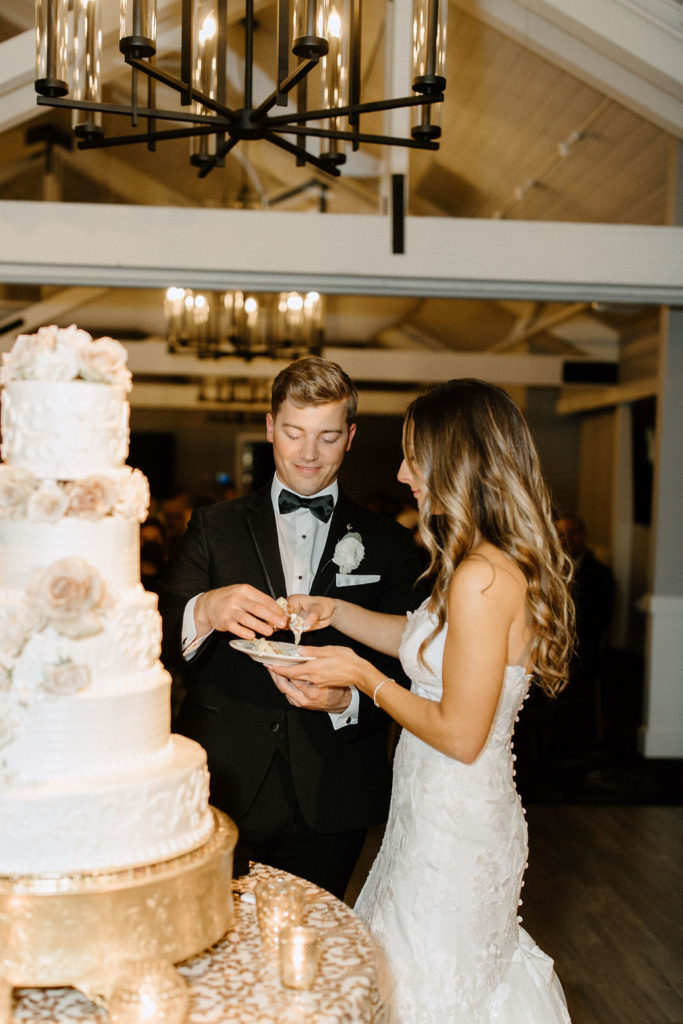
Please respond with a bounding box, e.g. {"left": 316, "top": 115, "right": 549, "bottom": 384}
{"left": 108, "top": 959, "right": 189, "bottom": 1024}
{"left": 278, "top": 925, "right": 321, "bottom": 990}
{"left": 254, "top": 878, "right": 305, "bottom": 959}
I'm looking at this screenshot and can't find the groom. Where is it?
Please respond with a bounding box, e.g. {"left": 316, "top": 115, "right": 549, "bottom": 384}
{"left": 159, "top": 356, "right": 423, "bottom": 898}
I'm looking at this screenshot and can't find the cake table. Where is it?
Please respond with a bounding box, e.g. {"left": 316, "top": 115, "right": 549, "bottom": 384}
{"left": 8, "top": 863, "right": 388, "bottom": 1024}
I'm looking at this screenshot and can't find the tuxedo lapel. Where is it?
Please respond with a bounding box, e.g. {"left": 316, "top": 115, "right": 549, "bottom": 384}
{"left": 310, "top": 491, "right": 355, "bottom": 596}
{"left": 243, "top": 487, "right": 287, "bottom": 599}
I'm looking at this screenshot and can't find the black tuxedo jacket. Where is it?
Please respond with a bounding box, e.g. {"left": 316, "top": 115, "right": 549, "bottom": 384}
{"left": 159, "top": 483, "right": 424, "bottom": 834}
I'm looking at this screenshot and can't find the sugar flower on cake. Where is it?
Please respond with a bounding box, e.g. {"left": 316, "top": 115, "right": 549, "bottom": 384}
{"left": 27, "top": 481, "right": 70, "bottom": 522}
{"left": 113, "top": 467, "right": 150, "bottom": 522}
{"left": 0, "top": 606, "right": 43, "bottom": 661}
{"left": 332, "top": 526, "right": 365, "bottom": 574}
{"left": 65, "top": 475, "right": 118, "bottom": 520}
{"left": 27, "top": 557, "right": 109, "bottom": 639}
{"left": 40, "top": 660, "right": 90, "bottom": 697}
{"left": 0, "top": 468, "right": 150, "bottom": 523}
{"left": 1, "top": 325, "right": 87, "bottom": 383}
{"left": 79, "top": 336, "right": 133, "bottom": 392}
{"left": 1, "top": 324, "right": 133, "bottom": 393}
{"left": 0, "top": 466, "right": 37, "bottom": 518}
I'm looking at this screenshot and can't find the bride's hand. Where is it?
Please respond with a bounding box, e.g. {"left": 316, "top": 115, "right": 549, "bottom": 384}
{"left": 267, "top": 663, "right": 353, "bottom": 713}
{"left": 286, "top": 594, "right": 336, "bottom": 633}
{"left": 271, "top": 644, "right": 374, "bottom": 694}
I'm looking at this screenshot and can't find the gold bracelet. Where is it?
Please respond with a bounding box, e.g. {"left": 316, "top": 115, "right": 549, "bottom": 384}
{"left": 373, "top": 679, "right": 391, "bottom": 707}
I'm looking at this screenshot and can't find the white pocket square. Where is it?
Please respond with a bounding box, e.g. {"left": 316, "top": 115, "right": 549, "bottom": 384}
{"left": 335, "top": 573, "right": 381, "bottom": 587}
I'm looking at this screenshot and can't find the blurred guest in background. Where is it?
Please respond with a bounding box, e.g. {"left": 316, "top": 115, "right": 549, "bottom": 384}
{"left": 140, "top": 516, "right": 168, "bottom": 594}
{"left": 556, "top": 513, "right": 615, "bottom": 691}
{"left": 161, "top": 491, "right": 194, "bottom": 553}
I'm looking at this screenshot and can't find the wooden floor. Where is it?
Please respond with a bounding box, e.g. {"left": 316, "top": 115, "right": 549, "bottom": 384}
{"left": 345, "top": 805, "right": 683, "bottom": 1024}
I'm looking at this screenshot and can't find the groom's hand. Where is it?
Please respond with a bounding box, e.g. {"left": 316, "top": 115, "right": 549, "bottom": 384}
{"left": 268, "top": 667, "right": 352, "bottom": 714}
{"left": 194, "top": 584, "right": 288, "bottom": 639}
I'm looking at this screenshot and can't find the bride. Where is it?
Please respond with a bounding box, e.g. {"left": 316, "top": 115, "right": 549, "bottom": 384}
{"left": 270, "top": 378, "right": 575, "bottom": 1023}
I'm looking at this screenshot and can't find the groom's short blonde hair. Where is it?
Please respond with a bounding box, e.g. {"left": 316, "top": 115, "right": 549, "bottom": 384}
{"left": 271, "top": 356, "right": 358, "bottom": 423}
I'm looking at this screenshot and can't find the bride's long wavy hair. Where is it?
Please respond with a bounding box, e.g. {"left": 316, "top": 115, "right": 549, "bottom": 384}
{"left": 403, "top": 379, "right": 574, "bottom": 696}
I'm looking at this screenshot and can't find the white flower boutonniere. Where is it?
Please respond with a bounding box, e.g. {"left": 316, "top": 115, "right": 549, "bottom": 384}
{"left": 332, "top": 525, "right": 365, "bottom": 574}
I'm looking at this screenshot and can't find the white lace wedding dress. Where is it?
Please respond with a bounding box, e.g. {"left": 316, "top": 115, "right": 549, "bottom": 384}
{"left": 355, "top": 602, "right": 572, "bottom": 1023}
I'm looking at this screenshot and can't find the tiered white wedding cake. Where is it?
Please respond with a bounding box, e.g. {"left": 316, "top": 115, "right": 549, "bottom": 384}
{"left": 0, "top": 325, "right": 214, "bottom": 876}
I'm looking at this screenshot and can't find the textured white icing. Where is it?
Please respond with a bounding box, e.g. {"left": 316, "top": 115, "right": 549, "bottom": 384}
{"left": 0, "top": 517, "right": 140, "bottom": 591}
{"left": 3, "top": 665, "right": 171, "bottom": 783}
{"left": 0, "top": 736, "right": 215, "bottom": 874}
{"left": 1, "top": 379, "right": 129, "bottom": 479}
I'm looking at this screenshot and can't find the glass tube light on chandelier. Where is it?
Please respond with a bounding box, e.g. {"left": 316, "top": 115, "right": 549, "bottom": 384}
{"left": 412, "top": 0, "right": 447, "bottom": 140}
{"left": 275, "top": 292, "right": 324, "bottom": 353}
{"left": 221, "top": 292, "right": 269, "bottom": 357}
{"left": 165, "top": 288, "right": 324, "bottom": 359}
{"left": 120, "top": 0, "right": 156, "bottom": 58}
{"left": 35, "top": 0, "right": 68, "bottom": 98}
{"left": 72, "top": 0, "right": 103, "bottom": 139}
{"left": 34, "top": 0, "right": 448, "bottom": 179}
{"left": 320, "top": 0, "right": 350, "bottom": 166}
{"left": 190, "top": 2, "right": 221, "bottom": 168}
{"left": 165, "top": 288, "right": 213, "bottom": 353}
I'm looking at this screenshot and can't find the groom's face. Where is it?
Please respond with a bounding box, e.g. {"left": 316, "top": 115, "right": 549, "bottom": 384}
{"left": 266, "top": 398, "right": 356, "bottom": 496}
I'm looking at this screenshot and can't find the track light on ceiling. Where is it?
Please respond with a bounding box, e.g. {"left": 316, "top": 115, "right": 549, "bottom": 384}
{"left": 34, "top": 0, "right": 447, "bottom": 179}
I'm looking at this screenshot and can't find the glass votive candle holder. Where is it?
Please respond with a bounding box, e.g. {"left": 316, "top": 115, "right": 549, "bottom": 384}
{"left": 108, "top": 959, "right": 189, "bottom": 1024}
{"left": 254, "top": 878, "right": 305, "bottom": 957}
{"left": 278, "top": 925, "right": 321, "bottom": 990}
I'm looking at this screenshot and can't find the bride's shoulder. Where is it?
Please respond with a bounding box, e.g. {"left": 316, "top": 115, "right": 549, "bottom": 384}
{"left": 451, "top": 545, "right": 526, "bottom": 601}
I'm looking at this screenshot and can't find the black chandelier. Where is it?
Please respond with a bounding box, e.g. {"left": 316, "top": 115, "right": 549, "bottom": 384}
{"left": 34, "top": 0, "right": 447, "bottom": 179}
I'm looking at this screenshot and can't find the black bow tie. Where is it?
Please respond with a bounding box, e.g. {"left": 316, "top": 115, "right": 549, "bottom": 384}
{"left": 278, "top": 489, "right": 334, "bottom": 523}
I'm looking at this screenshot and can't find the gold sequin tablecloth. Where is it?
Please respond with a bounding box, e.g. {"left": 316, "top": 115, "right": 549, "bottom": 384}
{"left": 11, "top": 863, "right": 387, "bottom": 1024}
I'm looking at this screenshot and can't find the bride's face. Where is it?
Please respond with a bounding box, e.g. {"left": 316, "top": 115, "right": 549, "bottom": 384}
{"left": 397, "top": 456, "right": 428, "bottom": 509}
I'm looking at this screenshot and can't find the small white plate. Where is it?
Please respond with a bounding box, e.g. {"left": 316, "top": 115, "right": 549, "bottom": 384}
{"left": 229, "top": 638, "right": 315, "bottom": 666}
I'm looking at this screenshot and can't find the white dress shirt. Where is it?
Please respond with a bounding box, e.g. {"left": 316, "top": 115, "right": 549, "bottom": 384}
{"left": 272, "top": 475, "right": 337, "bottom": 594}
{"left": 181, "top": 475, "right": 359, "bottom": 728}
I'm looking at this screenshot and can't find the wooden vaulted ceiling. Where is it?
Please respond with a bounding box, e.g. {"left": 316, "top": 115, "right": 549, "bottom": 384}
{"left": 0, "top": 0, "right": 679, "bottom": 391}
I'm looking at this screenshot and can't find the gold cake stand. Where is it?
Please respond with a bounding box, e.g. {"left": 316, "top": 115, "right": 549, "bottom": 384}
{"left": 0, "top": 808, "right": 237, "bottom": 1010}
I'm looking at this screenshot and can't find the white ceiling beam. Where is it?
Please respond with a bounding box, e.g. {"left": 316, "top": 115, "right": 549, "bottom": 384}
{"left": 96, "top": 338, "right": 580, "bottom": 387}
{"left": 0, "top": 30, "right": 37, "bottom": 134}
{"left": 1, "top": 201, "right": 682, "bottom": 306}
{"left": 520, "top": 0, "right": 683, "bottom": 94}
{"left": 455, "top": 0, "right": 683, "bottom": 137}
{"left": 556, "top": 375, "right": 659, "bottom": 413}
{"left": 0, "top": 333, "right": 569, "bottom": 390}
{"left": 0, "top": 30, "right": 33, "bottom": 96}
